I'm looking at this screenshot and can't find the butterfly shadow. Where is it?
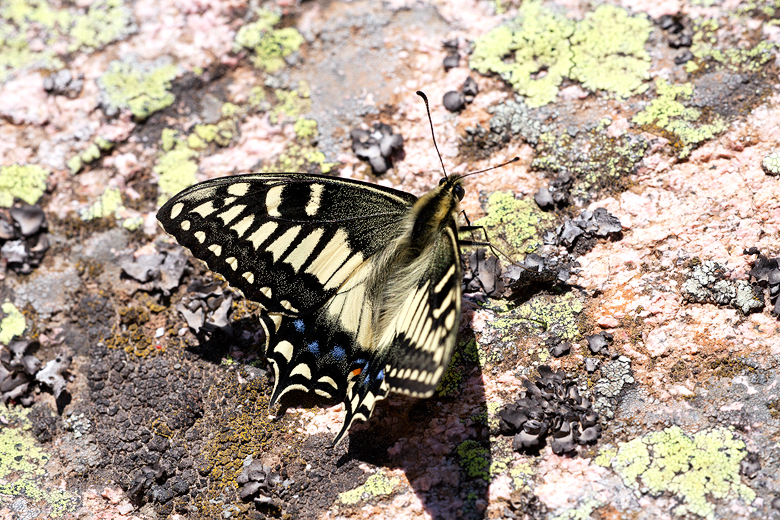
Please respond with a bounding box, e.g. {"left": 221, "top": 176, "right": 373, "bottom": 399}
{"left": 340, "top": 330, "right": 493, "bottom": 520}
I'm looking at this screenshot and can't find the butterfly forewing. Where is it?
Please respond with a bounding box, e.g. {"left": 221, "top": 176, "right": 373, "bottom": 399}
{"left": 158, "top": 173, "right": 416, "bottom": 315}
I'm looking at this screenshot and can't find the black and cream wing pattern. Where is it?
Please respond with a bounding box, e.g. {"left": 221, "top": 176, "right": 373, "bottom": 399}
{"left": 158, "top": 172, "right": 463, "bottom": 444}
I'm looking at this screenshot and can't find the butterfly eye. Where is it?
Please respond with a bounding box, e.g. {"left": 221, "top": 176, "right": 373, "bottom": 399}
{"left": 453, "top": 184, "right": 465, "bottom": 201}
{"left": 439, "top": 177, "right": 447, "bottom": 186}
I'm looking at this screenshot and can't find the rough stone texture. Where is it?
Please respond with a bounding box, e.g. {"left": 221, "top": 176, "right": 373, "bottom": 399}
{"left": 1, "top": 0, "right": 780, "bottom": 519}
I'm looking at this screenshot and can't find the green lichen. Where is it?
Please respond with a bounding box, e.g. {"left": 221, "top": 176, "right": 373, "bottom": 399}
{"left": 553, "top": 498, "right": 603, "bottom": 520}
{"left": 80, "top": 187, "right": 123, "bottom": 221}
{"left": 260, "top": 143, "right": 335, "bottom": 175}
{"left": 611, "top": 426, "right": 756, "bottom": 519}
{"left": 436, "top": 339, "right": 480, "bottom": 397}
{"left": 494, "top": 291, "right": 584, "bottom": 341}
{"left": 473, "top": 192, "right": 552, "bottom": 257}
{"left": 67, "top": 138, "right": 114, "bottom": 174}
{"left": 338, "top": 472, "right": 400, "bottom": 505}
{"left": 98, "top": 59, "right": 180, "bottom": 120}
{"left": 470, "top": 1, "right": 574, "bottom": 108}
{"left": 0, "top": 0, "right": 134, "bottom": 82}
{"left": 0, "top": 426, "right": 77, "bottom": 516}
{"left": 0, "top": 301, "right": 25, "bottom": 345}
{"left": 0, "top": 164, "right": 49, "bottom": 207}
{"left": 294, "top": 118, "right": 318, "bottom": 139}
{"left": 67, "top": 0, "right": 135, "bottom": 52}
{"left": 532, "top": 130, "right": 647, "bottom": 201}
{"left": 762, "top": 150, "right": 780, "bottom": 175}
{"left": 686, "top": 18, "right": 775, "bottom": 74}
{"left": 594, "top": 446, "right": 617, "bottom": 467}
{"left": 457, "top": 440, "right": 491, "bottom": 481}
{"left": 471, "top": 3, "right": 651, "bottom": 106}
{"left": 154, "top": 141, "right": 198, "bottom": 206}
{"left": 569, "top": 4, "right": 651, "bottom": 98}
{"left": 234, "top": 8, "right": 304, "bottom": 73}
{"left": 633, "top": 79, "right": 727, "bottom": 158}
{"left": 270, "top": 85, "right": 312, "bottom": 124}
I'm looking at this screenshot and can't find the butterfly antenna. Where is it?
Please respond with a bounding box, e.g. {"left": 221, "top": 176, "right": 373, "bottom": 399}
{"left": 416, "top": 91, "right": 449, "bottom": 179}
{"left": 461, "top": 157, "right": 520, "bottom": 178}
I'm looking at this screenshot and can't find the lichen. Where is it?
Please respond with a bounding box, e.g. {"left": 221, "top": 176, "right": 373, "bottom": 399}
{"left": 98, "top": 58, "right": 180, "bottom": 119}
{"left": 471, "top": 3, "right": 651, "bottom": 106}
{"left": 80, "top": 187, "right": 123, "bottom": 221}
{"left": 473, "top": 192, "right": 552, "bottom": 257}
{"left": 0, "top": 0, "right": 135, "bottom": 82}
{"left": 0, "top": 301, "right": 26, "bottom": 345}
{"left": 686, "top": 18, "right": 775, "bottom": 74}
{"left": 338, "top": 472, "right": 400, "bottom": 505}
{"left": 457, "top": 440, "right": 491, "bottom": 481}
{"left": 154, "top": 138, "right": 199, "bottom": 207}
{"left": 270, "top": 85, "right": 312, "bottom": 124}
{"left": 470, "top": 1, "right": 574, "bottom": 108}
{"left": 493, "top": 292, "right": 584, "bottom": 341}
{"left": 632, "top": 79, "right": 727, "bottom": 158}
{"left": 234, "top": 8, "right": 304, "bottom": 73}
{"left": 569, "top": 4, "right": 651, "bottom": 98}
{"left": 611, "top": 426, "right": 756, "bottom": 519}
{"left": 0, "top": 164, "right": 49, "bottom": 207}
{"left": 0, "top": 425, "right": 77, "bottom": 516}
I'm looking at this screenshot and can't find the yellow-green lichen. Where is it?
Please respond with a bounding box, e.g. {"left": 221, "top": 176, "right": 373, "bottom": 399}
{"left": 270, "top": 85, "right": 312, "bottom": 124}
{"left": 0, "top": 426, "right": 77, "bottom": 516}
{"left": 0, "top": 301, "right": 25, "bottom": 345}
{"left": 494, "top": 291, "right": 584, "bottom": 341}
{"left": 80, "top": 187, "right": 123, "bottom": 221}
{"left": 593, "top": 446, "right": 617, "bottom": 467}
{"left": 234, "top": 8, "right": 304, "bottom": 73}
{"left": 0, "top": 164, "right": 49, "bottom": 207}
{"left": 67, "top": 138, "right": 114, "bottom": 174}
{"left": 473, "top": 192, "right": 552, "bottom": 257}
{"left": 633, "top": 79, "right": 727, "bottom": 158}
{"left": 338, "top": 472, "right": 400, "bottom": 505}
{"left": 260, "top": 143, "right": 335, "bottom": 175}
{"left": 471, "top": 3, "right": 651, "bottom": 106}
{"left": 611, "top": 426, "right": 756, "bottom": 519}
{"left": 569, "top": 4, "right": 651, "bottom": 98}
{"left": 470, "top": 1, "right": 574, "bottom": 108}
{"left": 686, "top": 18, "right": 775, "bottom": 74}
{"left": 154, "top": 140, "right": 198, "bottom": 206}
{"left": 436, "top": 339, "right": 480, "bottom": 397}
{"left": 98, "top": 59, "right": 180, "bottom": 120}
{"left": 457, "top": 440, "right": 491, "bottom": 481}
{"left": 294, "top": 118, "right": 318, "bottom": 139}
{"left": 553, "top": 497, "right": 603, "bottom": 520}
{"left": 0, "top": 0, "right": 134, "bottom": 82}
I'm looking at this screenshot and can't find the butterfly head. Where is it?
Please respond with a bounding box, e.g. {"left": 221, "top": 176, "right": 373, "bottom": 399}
{"left": 439, "top": 175, "right": 465, "bottom": 202}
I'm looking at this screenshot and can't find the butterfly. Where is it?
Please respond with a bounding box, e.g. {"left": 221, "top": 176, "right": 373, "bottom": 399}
{"left": 157, "top": 92, "right": 517, "bottom": 445}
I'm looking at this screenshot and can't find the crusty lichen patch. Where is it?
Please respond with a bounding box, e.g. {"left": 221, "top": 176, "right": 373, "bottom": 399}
{"left": 338, "top": 471, "right": 400, "bottom": 505}
{"left": 0, "top": 164, "right": 49, "bottom": 207}
{"left": 98, "top": 58, "right": 180, "bottom": 119}
{"left": 470, "top": 2, "right": 652, "bottom": 106}
{"left": 234, "top": 8, "right": 304, "bottom": 73}
{"left": 632, "top": 79, "right": 727, "bottom": 158}
{"left": 473, "top": 192, "right": 552, "bottom": 257}
{"left": 0, "top": 301, "right": 26, "bottom": 345}
{"left": 607, "top": 426, "right": 756, "bottom": 519}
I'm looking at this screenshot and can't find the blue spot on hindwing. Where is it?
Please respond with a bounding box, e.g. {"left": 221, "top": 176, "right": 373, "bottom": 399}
{"left": 332, "top": 346, "right": 345, "bottom": 360}
{"left": 293, "top": 319, "right": 305, "bottom": 333}
{"left": 306, "top": 341, "right": 319, "bottom": 355}
{"left": 376, "top": 368, "right": 385, "bottom": 381}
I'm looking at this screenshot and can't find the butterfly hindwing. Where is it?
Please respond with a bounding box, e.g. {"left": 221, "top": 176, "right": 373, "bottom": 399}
{"left": 157, "top": 173, "right": 417, "bottom": 315}
{"left": 382, "top": 222, "right": 462, "bottom": 396}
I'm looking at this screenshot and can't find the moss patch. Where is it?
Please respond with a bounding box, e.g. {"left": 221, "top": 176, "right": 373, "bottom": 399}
{"left": 610, "top": 426, "right": 756, "bottom": 518}
{"left": 98, "top": 58, "right": 180, "bottom": 120}
{"left": 633, "top": 79, "right": 727, "bottom": 158}
{"left": 0, "top": 164, "right": 49, "bottom": 207}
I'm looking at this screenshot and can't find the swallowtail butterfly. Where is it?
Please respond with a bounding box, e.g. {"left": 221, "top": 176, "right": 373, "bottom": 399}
{"left": 158, "top": 92, "right": 516, "bottom": 445}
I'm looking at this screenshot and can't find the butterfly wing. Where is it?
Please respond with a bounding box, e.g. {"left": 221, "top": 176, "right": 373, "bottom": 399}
{"left": 157, "top": 173, "right": 417, "bottom": 315}
{"left": 380, "top": 221, "right": 462, "bottom": 397}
